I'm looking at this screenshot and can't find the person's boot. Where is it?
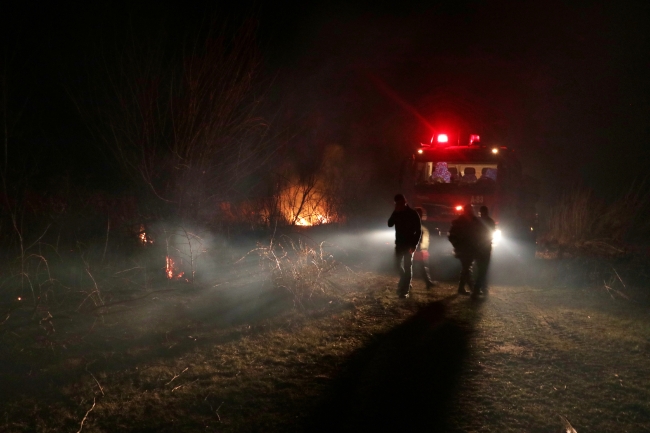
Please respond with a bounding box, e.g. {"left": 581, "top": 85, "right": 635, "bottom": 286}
{"left": 397, "top": 284, "right": 412, "bottom": 299}
{"left": 398, "top": 289, "right": 410, "bottom": 299}
{"left": 458, "top": 271, "right": 471, "bottom": 294}
{"left": 426, "top": 280, "right": 438, "bottom": 290}
{"left": 470, "top": 282, "right": 482, "bottom": 300}
{"left": 424, "top": 267, "right": 437, "bottom": 290}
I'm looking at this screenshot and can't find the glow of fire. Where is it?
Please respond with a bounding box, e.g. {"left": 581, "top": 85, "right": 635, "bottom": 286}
{"left": 293, "top": 213, "right": 330, "bottom": 226}
{"left": 295, "top": 217, "right": 310, "bottom": 226}
{"left": 296, "top": 213, "right": 328, "bottom": 225}
{"left": 165, "top": 256, "right": 184, "bottom": 280}
{"left": 139, "top": 224, "right": 153, "bottom": 245}
{"left": 280, "top": 183, "right": 335, "bottom": 227}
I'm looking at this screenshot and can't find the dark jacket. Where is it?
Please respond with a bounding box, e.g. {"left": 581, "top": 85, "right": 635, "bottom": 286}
{"left": 448, "top": 214, "right": 479, "bottom": 257}
{"left": 477, "top": 215, "right": 496, "bottom": 253}
{"left": 388, "top": 205, "right": 422, "bottom": 249}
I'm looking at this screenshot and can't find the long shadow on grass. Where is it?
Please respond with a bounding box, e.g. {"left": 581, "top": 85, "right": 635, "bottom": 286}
{"left": 304, "top": 297, "right": 479, "bottom": 432}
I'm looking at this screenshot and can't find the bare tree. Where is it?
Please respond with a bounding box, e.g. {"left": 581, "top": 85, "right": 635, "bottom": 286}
{"left": 82, "top": 18, "right": 278, "bottom": 222}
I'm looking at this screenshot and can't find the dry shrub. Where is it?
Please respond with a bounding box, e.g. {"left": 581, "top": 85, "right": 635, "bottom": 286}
{"left": 540, "top": 182, "right": 650, "bottom": 255}
{"left": 544, "top": 187, "right": 594, "bottom": 245}
{"left": 532, "top": 253, "right": 650, "bottom": 301}
{"left": 254, "top": 237, "right": 342, "bottom": 307}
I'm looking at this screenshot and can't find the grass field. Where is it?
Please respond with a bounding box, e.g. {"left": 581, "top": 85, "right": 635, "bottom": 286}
{"left": 1, "top": 249, "right": 649, "bottom": 432}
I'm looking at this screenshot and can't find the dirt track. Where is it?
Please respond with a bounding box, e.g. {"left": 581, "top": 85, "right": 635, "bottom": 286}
{"left": 440, "top": 283, "right": 650, "bottom": 432}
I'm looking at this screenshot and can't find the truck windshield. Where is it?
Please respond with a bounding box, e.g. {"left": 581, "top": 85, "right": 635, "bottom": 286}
{"left": 416, "top": 161, "right": 498, "bottom": 184}
{"left": 415, "top": 161, "right": 498, "bottom": 191}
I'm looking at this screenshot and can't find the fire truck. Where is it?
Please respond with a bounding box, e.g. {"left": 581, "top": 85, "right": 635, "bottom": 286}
{"left": 403, "top": 132, "right": 539, "bottom": 252}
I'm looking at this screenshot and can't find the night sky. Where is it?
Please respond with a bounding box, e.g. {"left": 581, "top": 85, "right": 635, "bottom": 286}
{"left": 2, "top": 0, "right": 649, "bottom": 201}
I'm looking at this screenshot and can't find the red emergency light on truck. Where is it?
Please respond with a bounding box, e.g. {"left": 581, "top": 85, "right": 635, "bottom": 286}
{"left": 403, "top": 132, "right": 539, "bottom": 248}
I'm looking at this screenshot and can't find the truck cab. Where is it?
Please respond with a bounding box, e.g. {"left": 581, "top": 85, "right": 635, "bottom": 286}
{"left": 404, "top": 133, "right": 538, "bottom": 248}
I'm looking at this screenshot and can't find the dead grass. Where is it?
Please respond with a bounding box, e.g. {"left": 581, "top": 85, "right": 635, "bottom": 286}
{"left": 457, "top": 286, "right": 650, "bottom": 432}
{"left": 1, "top": 258, "right": 650, "bottom": 432}
{"left": 250, "top": 236, "right": 348, "bottom": 307}
{"left": 539, "top": 183, "right": 650, "bottom": 255}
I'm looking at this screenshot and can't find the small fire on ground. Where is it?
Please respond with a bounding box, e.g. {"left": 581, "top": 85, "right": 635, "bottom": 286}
{"left": 294, "top": 213, "right": 329, "bottom": 226}
{"left": 165, "top": 256, "right": 185, "bottom": 280}
{"left": 280, "top": 184, "right": 338, "bottom": 227}
{"left": 138, "top": 224, "right": 154, "bottom": 245}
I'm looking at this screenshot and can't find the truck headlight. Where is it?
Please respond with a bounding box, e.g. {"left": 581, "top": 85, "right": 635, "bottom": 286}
{"left": 493, "top": 229, "right": 502, "bottom": 242}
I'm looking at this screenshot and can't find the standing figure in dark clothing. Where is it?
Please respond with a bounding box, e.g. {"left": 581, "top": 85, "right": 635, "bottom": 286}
{"left": 474, "top": 205, "right": 496, "bottom": 295}
{"left": 414, "top": 207, "right": 437, "bottom": 290}
{"left": 448, "top": 204, "right": 478, "bottom": 296}
{"left": 388, "top": 194, "right": 422, "bottom": 299}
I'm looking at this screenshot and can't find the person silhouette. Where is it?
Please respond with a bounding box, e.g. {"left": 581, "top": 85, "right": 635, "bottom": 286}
{"left": 388, "top": 194, "right": 422, "bottom": 298}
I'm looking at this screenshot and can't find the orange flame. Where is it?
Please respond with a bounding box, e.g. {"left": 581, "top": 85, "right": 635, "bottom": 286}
{"left": 138, "top": 224, "right": 153, "bottom": 245}
{"left": 293, "top": 213, "right": 329, "bottom": 226}
{"left": 280, "top": 183, "right": 336, "bottom": 227}
{"left": 165, "top": 256, "right": 184, "bottom": 280}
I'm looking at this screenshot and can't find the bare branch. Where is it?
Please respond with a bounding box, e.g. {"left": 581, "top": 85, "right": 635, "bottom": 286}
{"left": 76, "top": 397, "right": 96, "bottom": 433}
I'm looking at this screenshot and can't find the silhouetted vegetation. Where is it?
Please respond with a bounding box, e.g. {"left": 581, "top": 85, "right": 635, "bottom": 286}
{"left": 538, "top": 182, "right": 650, "bottom": 256}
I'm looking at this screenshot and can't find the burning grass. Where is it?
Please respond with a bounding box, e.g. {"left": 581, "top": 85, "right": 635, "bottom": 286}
{"left": 217, "top": 172, "right": 344, "bottom": 229}
{"left": 277, "top": 179, "right": 339, "bottom": 227}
